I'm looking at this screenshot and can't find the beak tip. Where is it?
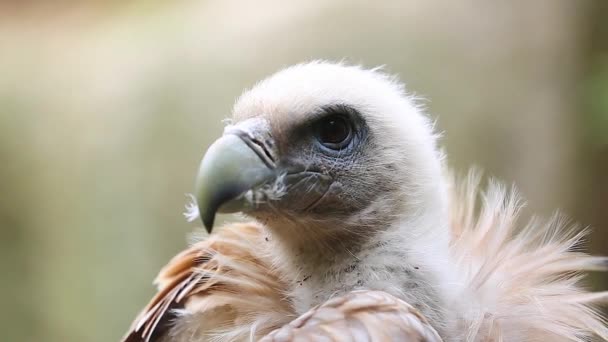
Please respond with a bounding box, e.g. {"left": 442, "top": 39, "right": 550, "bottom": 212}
{"left": 201, "top": 210, "right": 215, "bottom": 234}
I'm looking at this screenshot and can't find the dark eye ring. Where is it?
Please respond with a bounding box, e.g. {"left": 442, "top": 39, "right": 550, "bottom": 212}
{"left": 314, "top": 115, "right": 353, "bottom": 150}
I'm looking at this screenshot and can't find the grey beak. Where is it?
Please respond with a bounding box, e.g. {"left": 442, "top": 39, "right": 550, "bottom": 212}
{"left": 194, "top": 134, "right": 275, "bottom": 232}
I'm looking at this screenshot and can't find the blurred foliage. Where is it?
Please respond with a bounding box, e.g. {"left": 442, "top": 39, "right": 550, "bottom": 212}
{"left": 585, "top": 62, "right": 608, "bottom": 146}
{"left": 0, "top": 1, "right": 606, "bottom": 341}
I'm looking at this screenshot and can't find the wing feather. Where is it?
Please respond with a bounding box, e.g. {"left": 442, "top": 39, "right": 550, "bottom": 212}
{"left": 122, "top": 222, "right": 293, "bottom": 342}
{"left": 260, "top": 290, "right": 442, "bottom": 342}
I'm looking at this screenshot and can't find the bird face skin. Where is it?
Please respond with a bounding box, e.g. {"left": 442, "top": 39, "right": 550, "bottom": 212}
{"left": 195, "top": 61, "right": 448, "bottom": 246}
{"left": 196, "top": 103, "right": 374, "bottom": 232}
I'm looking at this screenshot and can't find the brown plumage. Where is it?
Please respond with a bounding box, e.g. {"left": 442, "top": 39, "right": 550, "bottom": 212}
{"left": 124, "top": 223, "right": 291, "bottom": 342}
{"left": 123, "top": 62, "right": 608, "bottom": 341}
{"left": 260, "top": 291, "right": 442, "bottom": 342}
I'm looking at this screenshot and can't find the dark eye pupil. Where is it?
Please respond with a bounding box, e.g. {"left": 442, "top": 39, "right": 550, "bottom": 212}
{"left": 319, "top": 116, "right": 350, "bottom": 145}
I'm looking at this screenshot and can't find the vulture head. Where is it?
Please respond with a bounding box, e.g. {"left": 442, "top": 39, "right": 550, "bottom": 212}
{"left": 195, "top": 61, "right": 448, "bottom": 249}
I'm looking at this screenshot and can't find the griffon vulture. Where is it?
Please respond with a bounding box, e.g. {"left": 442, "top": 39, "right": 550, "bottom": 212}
{"left": 123, "top": 62, "right": 608, "bottom": 342}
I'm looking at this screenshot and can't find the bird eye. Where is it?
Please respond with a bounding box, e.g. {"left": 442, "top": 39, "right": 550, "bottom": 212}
{"left": 314, "top": 115, "right": 353, "bottom": 150}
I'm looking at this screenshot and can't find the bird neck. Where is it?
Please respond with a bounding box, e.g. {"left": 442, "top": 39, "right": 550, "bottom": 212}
{"left": 265, "top": 203, "right": 454, "bottom": 324}
{"left": 266, "top": 175, "right": 452, "bottom": 272}
{"left": 266, "top": 218, "right": 370, "bottom": 274}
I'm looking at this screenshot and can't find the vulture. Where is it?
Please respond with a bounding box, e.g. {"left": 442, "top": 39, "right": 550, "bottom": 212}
{"left": 123, "top": 61, "right": 608, "bottom": 342}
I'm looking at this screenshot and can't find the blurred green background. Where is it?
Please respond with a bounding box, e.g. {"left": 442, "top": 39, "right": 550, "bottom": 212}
{"left": 1, "top": 1, "right": 607, "bottom": 341}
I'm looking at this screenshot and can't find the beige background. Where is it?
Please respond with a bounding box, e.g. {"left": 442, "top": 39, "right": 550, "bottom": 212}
{"left": 0, "top": 1, "right": 606, "bottom": 341}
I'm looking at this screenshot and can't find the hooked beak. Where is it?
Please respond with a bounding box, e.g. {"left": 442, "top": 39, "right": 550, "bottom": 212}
{"left": 195, "top": 133, "right": 276, "bottom": 232}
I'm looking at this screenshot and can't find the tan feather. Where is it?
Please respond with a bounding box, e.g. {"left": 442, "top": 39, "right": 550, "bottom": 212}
{"left": 122, "top": 222, "right": 294, "bottom": 342}
{"left": 260, "top": 290, "right": 442, "bottom": 342}
{"left": 448, "top": 170, "right": 608, "bottom": 341}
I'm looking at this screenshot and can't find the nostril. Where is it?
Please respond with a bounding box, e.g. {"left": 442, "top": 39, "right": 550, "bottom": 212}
{"left": 251, "top": 138, "right": 276, "bottom": 164}
{"left": 224, "top": 117, "right": 277, "bottom": 168}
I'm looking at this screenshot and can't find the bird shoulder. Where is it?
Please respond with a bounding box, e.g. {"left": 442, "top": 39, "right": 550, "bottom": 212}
{"left": 123, "top": 222, "right": 294, "bottom": 342}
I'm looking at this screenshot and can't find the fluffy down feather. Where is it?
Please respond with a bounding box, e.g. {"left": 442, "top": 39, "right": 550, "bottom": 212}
{"left": 447, "top": 171, "right": 608, "bottom": 341}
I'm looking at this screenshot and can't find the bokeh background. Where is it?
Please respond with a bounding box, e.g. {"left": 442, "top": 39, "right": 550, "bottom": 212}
{"left": 1, "top": 1, "right": 607, "bottom": 341}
